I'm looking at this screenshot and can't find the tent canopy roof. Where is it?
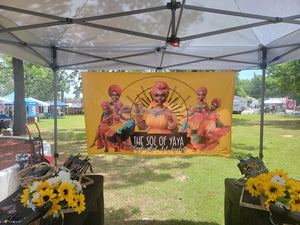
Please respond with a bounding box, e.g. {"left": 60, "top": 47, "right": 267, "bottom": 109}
{"left": 0, "top": 96, "right": 13, "bottom": 104}
{"left": 3, "top": 92, "right": 38, "bottom": 106}
{"left": 28, "top": 97, "right": 50, "bottom": 107}
{"left": 264, "top": 98, "right": 286, "bottom": 104}
{"left": 46, "top": 101, "right": 68, "bottom": 107}
{"left": 0, "top": 0, "right": 299, "bottom": 71}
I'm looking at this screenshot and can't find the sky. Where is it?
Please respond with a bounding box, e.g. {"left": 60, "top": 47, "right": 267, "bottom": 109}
{"left": 238, "top": 69, "right": 262, "bottom": 80}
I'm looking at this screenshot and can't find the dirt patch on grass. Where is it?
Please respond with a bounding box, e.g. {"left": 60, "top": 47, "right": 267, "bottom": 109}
{"left": 281, "top": 135, "right": 293, "bottom": 138}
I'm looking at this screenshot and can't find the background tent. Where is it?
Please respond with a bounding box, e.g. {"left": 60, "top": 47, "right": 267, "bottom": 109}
{"left": 3, "top": 92, "right": 38, "bottom": 106}
{"left": 264, "top": 98, "right": 286, "bottom": 105}
{"left": 46, "top": 101, "right": 68, "bottom": 118}
{"left": 28, "top": 97, "right": 50, "bottom": 107}
{"left": 0, "top": 97, "right": 13, "bottom": 105}
{"left": 46, "top": 101, "right": 69, "bottom": 107}
{"left": 3, "top": 92, "right": 38, "bottom": 118}
{"left": 0, "top": 0, "right": 299, "bottom": 161}
{"left": 28, "top": 97, "right": 50, "bottom": 116}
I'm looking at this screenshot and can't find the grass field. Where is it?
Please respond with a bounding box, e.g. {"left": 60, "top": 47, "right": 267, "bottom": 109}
{"left": 36, "top": 114, "right": 300, "bottom": 225}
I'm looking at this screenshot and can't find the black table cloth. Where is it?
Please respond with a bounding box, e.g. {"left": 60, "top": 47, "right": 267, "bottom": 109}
{"left": 224, "top": 178, "right": 272, "bottom": 225}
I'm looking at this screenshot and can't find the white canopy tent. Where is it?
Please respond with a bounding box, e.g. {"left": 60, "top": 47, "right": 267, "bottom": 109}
{"left": 28, "top": 97, "right": 50, "bottom": 107}
{"left": 264, "top": 98, "right": 286, "bottom": 105}
{"left": 0, "top": 0, "right": 299, "bottom": 71}
{"left": 0, "top": 0, "right": 299, "bottom": 163}
{"left": 0, "top": 97, "right": 13, "bottom": 105}
{"left": 28, "top": 97, "right": 50, "bottom": 116}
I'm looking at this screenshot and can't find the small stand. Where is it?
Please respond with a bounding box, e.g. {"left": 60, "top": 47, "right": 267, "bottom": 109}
{"left": 78, "top": 164, "right": 94, "bottom": 186}
{"left": 233, "top": 176, "right": 267, "bottom": 211}
{"left": 233, "top": 176, "right": 247, "bottom": 187}
{"left": 239, "top": 186, "right": 267, "bottom": 211}
{"left": 61, "top": 163, "right": 94, "bottom": 187}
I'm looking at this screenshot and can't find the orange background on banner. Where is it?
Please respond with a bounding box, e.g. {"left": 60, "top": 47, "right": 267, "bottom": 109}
{"left": 82, "top": 72, "right": 235, "bottom": 157}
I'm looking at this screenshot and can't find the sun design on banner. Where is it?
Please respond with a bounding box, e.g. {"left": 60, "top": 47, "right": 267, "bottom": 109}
{"left": 126, "top": 85, "right": 189, "bottom": 130}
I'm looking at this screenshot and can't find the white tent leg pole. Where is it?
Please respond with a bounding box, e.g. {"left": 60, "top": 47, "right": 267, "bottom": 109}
{"left": 51, "top": 46, "right": 58, "bottom": 166}
{"left": 259, "top": 46, "right": 267, "bottom": 159}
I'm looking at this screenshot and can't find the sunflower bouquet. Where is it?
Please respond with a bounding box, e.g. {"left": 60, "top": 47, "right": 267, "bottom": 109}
{"left": 246, "top": 169, "right": 300, "bottom": 212}
{"left": 20, "top": 170, "right": 86, "bottom": 218}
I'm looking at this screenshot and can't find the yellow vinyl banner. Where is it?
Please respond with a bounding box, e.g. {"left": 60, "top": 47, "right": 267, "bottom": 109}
{"left": 82, "top": 72, "right": 235, "bottom": 157}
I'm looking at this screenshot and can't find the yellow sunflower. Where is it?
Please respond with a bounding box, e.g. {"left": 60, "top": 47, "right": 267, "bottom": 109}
{"left": 264, "top": 198, "right": 276, "bottom": 211}
{"left": 287, "top": 179, "right": 300, "bottom": 196}
{"left": 289, "top": 195, "right": 300, "bottom": 212}
{"left": 246, "top": 177, "right": 261, "bottom": 197}
{"left": 20, "top": 188, "right": 30, "bottom": 207}
{"left": 256, "top": 173, "right": 269, "bottom": 192}
{"left": 47, "top": 199, "right": 62, "bottom": 215}
{"left": 257, "top": 173, "right": 269, "bottom": 182}
{"left": 32, "top": 188, "right": 56, "bottom": 207}
{"left": 36, "top": 180, "right": 50, "bottom": 192}
{"left": 58, "top": 182, "right": 75, "bottom": 206}
{"left": 73, "top": 193, "right": 86, "bottom": 214}
{"left": 47, "top": 183, "right": 63, "bottom": 202}
{"left": 264, "top": 181, "right": 286, "bottom": 201}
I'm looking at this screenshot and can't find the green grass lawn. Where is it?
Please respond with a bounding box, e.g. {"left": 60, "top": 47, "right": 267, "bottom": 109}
{"left": 36, "top": 114, "right": 300, "bottom": 225}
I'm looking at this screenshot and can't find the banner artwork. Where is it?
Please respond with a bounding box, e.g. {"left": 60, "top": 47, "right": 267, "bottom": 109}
{"left": 82, "top": 72, "right": 235, "bottom": 157}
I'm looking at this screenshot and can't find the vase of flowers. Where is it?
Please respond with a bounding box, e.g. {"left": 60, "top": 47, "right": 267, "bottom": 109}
{"left": 246, "top": 169, "right": 300, "bottom": 212}
{"left": 20, "top": 170, "right": 86, "bottom": 222}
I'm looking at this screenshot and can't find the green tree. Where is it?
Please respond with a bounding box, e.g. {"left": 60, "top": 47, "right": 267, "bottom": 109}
{"left": 57, "top": 70, "right": 76, "bottom": 102}
{"left": 248, "top": 74, "right": 262, "bottom": 99}
{"left": 234, "top": 73, "right": 247, "bottom": 97}
{"left": 239, "top": 79, "right": 253, "bottom": 96}
{"left": 69, "top": 70, "right": 82, "bottom": 99}
{"left": 267, "top": 60, "right": 300, "bottom": 103}
{"left": 24, "top": 63, "right": 53, "bottom": 101}
{"left": 0, "top": 54, "right": 14, "bottom": 95}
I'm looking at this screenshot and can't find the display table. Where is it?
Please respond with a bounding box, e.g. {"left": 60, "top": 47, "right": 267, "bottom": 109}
{"left": 224, "top": 178, "right": 272, "bottom": 225}
{"left": 0, "top": 174, "right": 104, "bottom": 225}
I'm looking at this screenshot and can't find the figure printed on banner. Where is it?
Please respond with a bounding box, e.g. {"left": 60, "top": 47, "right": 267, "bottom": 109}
{"left": 134, "top": 81, "right": 178, "bottom": 134}
{"left": 131, "top": 81, "right": 190, "bottom": 152}
{"left": 89, "top": 84, "right": 135, "bottom": 153}
{"left": 182, "top": 87, "right": 230, "bottom": 151}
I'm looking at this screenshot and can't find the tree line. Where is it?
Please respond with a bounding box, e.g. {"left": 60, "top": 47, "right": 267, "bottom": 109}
{"left": 235, "top": 60, "right": 300, "bottom": 104}
{"left": 1, "top": 54, "right": 299, "bottom": 104}
{"left": 0, "top": 54, "right": 82, "bottom": 102}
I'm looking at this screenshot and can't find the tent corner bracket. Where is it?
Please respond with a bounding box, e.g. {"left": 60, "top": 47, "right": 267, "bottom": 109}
{"left": 166, "top": 1, "right": 181, "bottom": 10}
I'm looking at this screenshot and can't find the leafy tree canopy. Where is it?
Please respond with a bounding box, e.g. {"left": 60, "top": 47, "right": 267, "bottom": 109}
{"left": 235, "top": 60, "right": 300, "bottom": 104}
{"left": 0, "top": 54, "right": 81, "bottom": 101}
{"left": 266, "top": 59, "right": 300, "bottom": 99}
